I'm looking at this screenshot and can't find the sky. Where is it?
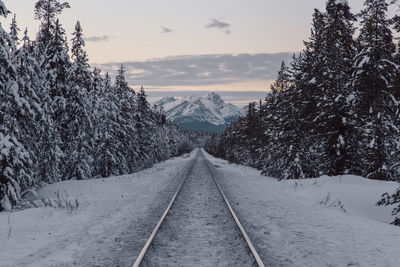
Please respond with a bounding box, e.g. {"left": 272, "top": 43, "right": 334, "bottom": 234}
{"left": 3, "top": 0, "right": 394, "bottom": 106}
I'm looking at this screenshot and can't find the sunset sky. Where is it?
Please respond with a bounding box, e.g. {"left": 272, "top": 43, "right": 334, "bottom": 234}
{"left": 4, "top": 0, "right": 389, "bottom": 105}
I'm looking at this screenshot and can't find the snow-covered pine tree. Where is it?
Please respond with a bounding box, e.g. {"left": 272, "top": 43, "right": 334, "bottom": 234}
{"left": 114, "top": 64, "right": 134, "bottom": 96}
{"left": 9, "top": 14, "right": 19, "bottom": 52}
{"left": 260, "top": 57, "right": 303, "bottom": 178}
{"left": 390, "top": 12, "right": 400, "bottom": 99}
{"left": 31, "top": 0, "right": 71, "bottom": 183}
{"left": 114, "top": 65, "right": 142, "bottom": 171}
{"left": 0, "top": 0, "right": 196, "bottom": 210}
{"left": 270, "top": 60, "right": 291, "bottom": 93}
{"left": 249, "top": 101, "right": 265, "bottom": 168}
{"left": 0, "top": 1, "right": 33, "bottom": 211}
{"left": 94, "top": 72, "right": 128, "bottom": 177}
{"left": 34, "top": 0, "right": 70, "bottom": 46}
{"left": 314, "top": 0, "right": 358, "bottom": 175}
{"left": 91, "top": 67, "right": 103, "bottom": 93}
{"left": 13, "top": 28, "right": 46, "bottom": 182}
{"left": 69, "top": 21, "right": 92, "bottom": 91}
{"left": 378, "top": 185, "right": 400, "bottom": 225}
{"left": 275, "top": 60, "right": 315, "bottom": 179}
{"left": 90, "top": 67, "right": 104, "bottom": 169}
{"left": 45, "top": 19, "right": 71, "bottom": 144}
{"left": 136, "top": 86, "right": 156, "bottom": 165}
{"left": 137, "top": 85, "right": 150, "bottom": 115}
{"left": 260, "top": 59, "right": 293, "bottom": 175}
{"left": 64, "top": 20, "right": 93, "bottom": 180}
{"left": 351, "top": 0, "right": 398, "bottom": 180}
{"left": 376, "top": 0, "right": 400, "bottom": 225}
{"left": 30, "top": 38, "right": 63, "bottom": 184}
{"left": 273, "top": 10, "right": 327, "bottom": 179}
{"left": 244, "top": 102, "right": 258, "bottom": 141}
{"left": 33, "top": 12, "right": 71, "bottom": 182}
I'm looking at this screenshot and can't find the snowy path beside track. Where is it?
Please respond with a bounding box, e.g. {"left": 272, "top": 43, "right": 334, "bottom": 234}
{"left": 0, "top": 150, "right": 197, "bottom": 267}
{"left": 3, "top": 148, "right": 399, "bottom": 267}
{"left": 203, "top": 150, "right": 400, "bottom": 267}
{"left": 142, "top": 152, "right": 256, "bottom": 267}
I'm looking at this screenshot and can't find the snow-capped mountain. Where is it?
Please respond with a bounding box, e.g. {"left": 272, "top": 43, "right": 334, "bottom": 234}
{"left": 155, "top": 93, "right": 244, "bottom": 132}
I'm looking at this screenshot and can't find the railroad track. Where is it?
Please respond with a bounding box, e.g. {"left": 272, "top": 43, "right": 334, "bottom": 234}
{"left": 132, "top": 149, "right": 265, "bottom": 267}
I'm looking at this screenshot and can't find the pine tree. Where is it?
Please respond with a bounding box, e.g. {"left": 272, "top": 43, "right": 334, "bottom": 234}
{"left": 351, "top": 0, "right": 398, "bottom": 180}
{"left": 91, "top": 67, "right": 103, "bottom": 93}
{"left": 46, "top": 19, "right": 71, "bottom": 142}
{"left": 0, "top": 0, "right": 196, "bottom": 210}
{"left": 34, "top": 0, "right": 70, "bottom": 46}
{"left": 69, "top": 21, "right": 91, "bottom": 91}
{"left": 0, "top": 1, "right": 33, "bottom": 211}
{"left": 32, "top": 0, "right": 71, "bottom": 183}
{"left": 390, "top": 12, "right": 400, "bottom": 99}
{"left": 13, "top": 28, "right": 46, "bottom": 183}
{"left": 115, "top": 65, "right": 142, "bottom": 171}
{"left": 114, "top": 64, "right": 134, "bottom": 96}
{"left": 275, "top": 10, "right": 328, "bottom": 179}
{"left": 9, "top": 14, "right": 19, "bottom": 52}
{"left": 260, "top": 60, "right": 294, "bottom": 176}
{"left": 61, "top": 21, "right": 94, "bottom": 180}
{"left": 137, "top": 85, "right": 150, "bottom": 115}
{"left": 136, "top": 86, "right": 154, "bottom": 164}
{"left": 314, "top": 0, "right": 358, "bottom": 175}
{"left": 377, "top": 0, "right": 400, "bottom": 226}
{"left": 35, "top": 18, "right": 71, "bottom": 182}
{"left": 90, "top": 67, "right": 104, "bottom": 154}
{"left": 94, "top": 72, "right": 128, "bottom": 177}
{"left": 378, "top": 186, "right": 400, "bottom": 225}
{"left": 270, "top": 61, "right": 291, "bottom": 93}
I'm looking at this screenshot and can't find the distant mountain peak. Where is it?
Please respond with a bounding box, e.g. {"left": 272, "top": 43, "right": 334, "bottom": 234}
{"left": 155, "top": 92, "right": 244, "bottom": 132}
{"left": 206, "top": 92, "right": 224, "bottom": 106}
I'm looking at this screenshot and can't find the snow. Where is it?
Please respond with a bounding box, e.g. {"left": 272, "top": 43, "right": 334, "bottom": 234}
{"left": 335, "top": 0, "right": 348, "bottom": 6}
{"left": 143, "top": 152, "right": 254, "bottom": 266}
{"left": 203, "top": 150, "right": 400, "bottom": 266}
{"left": 0, "top": 133, "right": 12, "bottom": 158}
{"left": 358, "top": 56, "right": 370, "bottom": 68}
{"left": 346, "top": 92, "right": 355, "bottom": 103}
{"left": 0, "top": 150, "right": 197, "bottom": 267}
{"left": 155, "top": 93, "right": 244, "bottom": 126}
{"left": 3, "top": 148, "right": 400, "bottom": 266}
{"left": 0, "top": 0, "right": 8, "bottom": 17}
{"left": 0, "top": 195, "right": 11, "bottom": 212}
{"left": 338, "top": 134, "right": 345, "bottom": 146}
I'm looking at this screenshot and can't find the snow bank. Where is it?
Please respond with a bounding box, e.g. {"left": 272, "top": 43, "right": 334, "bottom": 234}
{"left": 0, "top": 150, "right": 197, "bottom": 267}
{"left": 203, "top": 150, "right": 400, "bottom": 267}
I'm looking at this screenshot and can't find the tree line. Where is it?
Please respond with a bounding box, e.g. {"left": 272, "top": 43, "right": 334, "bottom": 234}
{"left": 205, "top": 0, "right": 400, "bottom": 224}
{"left": 0, "top": 0, "right": 193, "bottom": 211}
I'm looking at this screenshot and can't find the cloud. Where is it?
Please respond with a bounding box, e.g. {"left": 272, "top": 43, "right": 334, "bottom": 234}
{"left": 205, "top": 18, "right": 230, "bottom": 29}
{"left": 94, "top": 52, "right": 293, "bottom": 88}
{"left": 84, "top": 35, "right": 113, "bottom": 42}
{"left": 161, "top": 26, "right": 173, "bottom": 33}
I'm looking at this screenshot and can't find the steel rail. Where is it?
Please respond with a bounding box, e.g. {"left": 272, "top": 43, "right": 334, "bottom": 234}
{"left": 203, "top": 151, "right": 265, "bottom": 267}
{"left": 131, "top": 150, "right": 198, "bottom": 267}
{"left": 132, "top": 149, "right": 264, "bottom": 267}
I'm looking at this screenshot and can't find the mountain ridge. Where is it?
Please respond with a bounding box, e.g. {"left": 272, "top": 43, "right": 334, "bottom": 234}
{"left": 155, "top": 92, "right": 244, "bottom": 132}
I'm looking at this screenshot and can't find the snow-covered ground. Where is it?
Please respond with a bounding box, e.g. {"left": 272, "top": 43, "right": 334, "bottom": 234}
{"left": 203, "top": 150, "right": 400, "bottom": 267}
{"left": 2, "top": 148, "right": 400, "bottom": 266}
{"left": 143, "top": 152, "right": 255, "bottom": 266}
{"left": 0, "top": 150, "right": 197, "bottom": 267}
